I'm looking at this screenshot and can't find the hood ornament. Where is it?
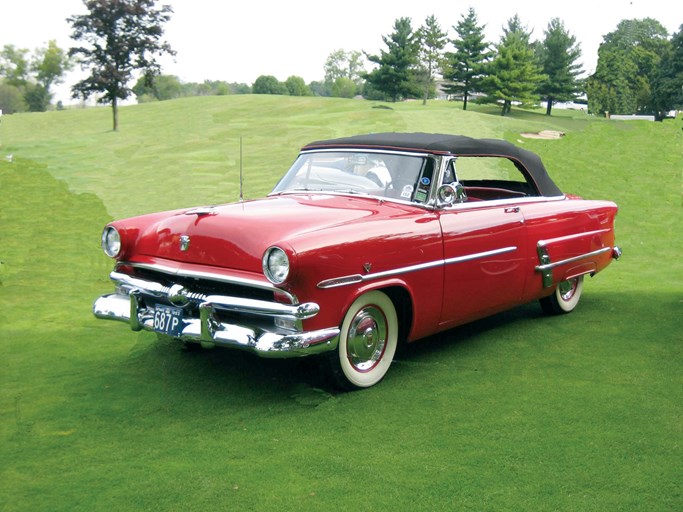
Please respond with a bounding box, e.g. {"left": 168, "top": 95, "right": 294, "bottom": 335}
{"left": 180, "top": 235, "right": 191, "bottom": 252}
{"left": 184, "top": 206, "right": 217, "bottom": 216}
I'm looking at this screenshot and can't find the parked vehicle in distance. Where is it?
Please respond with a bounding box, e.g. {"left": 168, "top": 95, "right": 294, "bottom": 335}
{"left": 93, "top": 133, "right": 621, "bottom": 389}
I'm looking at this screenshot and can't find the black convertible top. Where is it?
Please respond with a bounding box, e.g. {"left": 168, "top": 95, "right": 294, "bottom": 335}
{"left": 302, "top": 132, "right": 563, "bottom": 197}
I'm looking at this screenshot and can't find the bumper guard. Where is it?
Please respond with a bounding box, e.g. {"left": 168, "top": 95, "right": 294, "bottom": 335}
{"left": 92, "top": 271, "right": 339, "bottom": 358}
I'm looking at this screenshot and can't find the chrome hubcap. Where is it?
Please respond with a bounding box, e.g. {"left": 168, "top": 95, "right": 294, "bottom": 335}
{"left": 558, "top": 278, "right": 578, "bottom": 301}
{"left": 346, "top": 306, "right": 387, "bottom": 372}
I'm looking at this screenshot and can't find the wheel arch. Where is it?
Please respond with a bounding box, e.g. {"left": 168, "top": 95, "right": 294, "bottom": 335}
{"left": 379, "top": 285, "right": 413, "bottom": 345}
{"left": 336, "top": 280, "right": 415, "bottom": 344}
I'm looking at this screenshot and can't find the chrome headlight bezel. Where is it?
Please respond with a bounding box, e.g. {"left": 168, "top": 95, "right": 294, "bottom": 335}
{"left": 101, "top": 226, "right": 122, "bottom": 258}
{"left": 263, "top": 246, "right": 290, "bottom": 284}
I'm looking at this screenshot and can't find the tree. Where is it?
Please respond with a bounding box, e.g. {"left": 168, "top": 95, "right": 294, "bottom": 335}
{"left": 154, "top": 74, "right": 182, "bottom": 100}
{"left": 0, "top": 45, "right": 30, "bottom": 113}
{"left": 416, "top": 15, "right": 447, "bottom": 105}
{"left": 652, "top": 25, "right": 683, "bottom": 115}
{"left": 324, "top": 49, "right": 365, "bottom": 97}
{"left": 0, "top": 42, "right": 70, "bottom": 112}
{"left": 331, "top": 77, "right": 357, "bottom": 98}
{"left": 365, "top": 18, "right": 419, "bottom": 102}
{"left": 27, "top": 40, "right": 72, "bottom": 111}
{"left": 252, "top": 75, "right": 289, "bottom": 95}
{"left": 33, "top": 40, "right": 71, "bottom": 93}
{"left": 0, "top": 83, "right": 26, "bottom": 114}
{"left": 324, "top": 50, "right": 365, "bottom": 83}
{"left": 0, "top": 45, "right": 30, "bottom": 87}
{"left": 23, "top": 84, "right": 51, "bottom": 112}
{"left": 67, "top": 0, "right": 175, "bottom": 131}
{"left": 587, "top": 18, "right": 670, "bottom": 116}
{"left": 133, "top": 73, "right": 182, "bottom": 101}
{"left": 285, "top": 75, "right": 312, "bottom": 96}
{"left": 442, "top": 8, "right": 492, "bottom": 110}
{"left": 537, "top": 18, "right": 583, "bottom": 115}
{"left": 484, "top": 15, "right": 545, "bottom": 115}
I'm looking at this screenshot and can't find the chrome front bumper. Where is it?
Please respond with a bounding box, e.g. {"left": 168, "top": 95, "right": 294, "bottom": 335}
{"left": 92, "top": 271, "right": 340, "bottom": 358}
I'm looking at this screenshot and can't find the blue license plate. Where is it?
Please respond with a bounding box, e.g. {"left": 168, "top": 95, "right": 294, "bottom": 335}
{"left": 153, "top": 305, "right": 184, "bottom": 337}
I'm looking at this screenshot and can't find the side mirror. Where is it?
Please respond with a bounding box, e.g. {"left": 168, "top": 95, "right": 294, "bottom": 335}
{"left": 436, "top": 183, "right": 467, "bottom": 208}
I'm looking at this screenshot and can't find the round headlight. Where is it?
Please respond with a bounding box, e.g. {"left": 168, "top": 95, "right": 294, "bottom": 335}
{"left": 263, "top": 246, "right": 289, "bottom": 284}
{"left": 101, "top": 226, "right": 121, "bottom": 258}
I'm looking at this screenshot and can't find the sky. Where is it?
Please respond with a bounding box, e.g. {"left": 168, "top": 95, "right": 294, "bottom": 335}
{"left": 2, "top": 0, "right": 682, "bottom": 104}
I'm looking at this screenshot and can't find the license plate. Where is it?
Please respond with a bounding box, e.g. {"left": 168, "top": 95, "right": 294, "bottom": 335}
{"left": 153, "top": 305, "right": 184, "bottom": 337}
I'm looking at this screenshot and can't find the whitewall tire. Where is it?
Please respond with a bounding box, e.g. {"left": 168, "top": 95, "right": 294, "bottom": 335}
{"left": 329, "top": 290, "right": 398, "bottom": 390}
{"left": 540, "top": 275, "right": 584, "bottom": 315}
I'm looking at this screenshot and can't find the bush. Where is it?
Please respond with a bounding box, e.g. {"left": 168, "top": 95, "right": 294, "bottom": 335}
{"left": 253, "top": 75, "right": 289, "bottom": 95}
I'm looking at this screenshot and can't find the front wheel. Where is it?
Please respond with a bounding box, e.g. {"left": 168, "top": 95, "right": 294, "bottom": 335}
{"left": 327, "top": 290, "right": 398, "bottom": 390}
{"left": 540, "top": 275, "right": 584, "bottom": 315}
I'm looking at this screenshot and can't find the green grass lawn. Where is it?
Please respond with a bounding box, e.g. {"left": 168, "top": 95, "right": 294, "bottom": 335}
{"left": 0, "top": 96, "right": 681, "bottom": 511}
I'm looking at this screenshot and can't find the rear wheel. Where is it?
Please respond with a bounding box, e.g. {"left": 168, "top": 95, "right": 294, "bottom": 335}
{"left": 540, "top": 275, "right": 584, "bottom": 315}
{"left": 327, "top": 290, "right": 398, "bottom": 390}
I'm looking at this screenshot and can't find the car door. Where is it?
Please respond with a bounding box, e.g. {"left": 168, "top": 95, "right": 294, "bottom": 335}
{"left": 437, "top": 156, "right": 529, "bottom": 328}
{"left": 438, "top": 203, "right": 527, "bottom": 328}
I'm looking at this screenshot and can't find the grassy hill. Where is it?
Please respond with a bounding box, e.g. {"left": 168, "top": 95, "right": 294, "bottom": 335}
{"left": 1, "top": 95, "right": 596, "bottom": 218}
{"left": 0, "top": 96, "right": 681, "bottom": 511}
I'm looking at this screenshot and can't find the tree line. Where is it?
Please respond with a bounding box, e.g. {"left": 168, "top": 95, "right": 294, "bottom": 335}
{"left": 1, "top": 0, "right": 681, "bottom": 129}
{"left": 0, "top": 41, "right": 71, "bottom": 113}
{"left": 109, "top": 11, "right": 683, "bottom": 120}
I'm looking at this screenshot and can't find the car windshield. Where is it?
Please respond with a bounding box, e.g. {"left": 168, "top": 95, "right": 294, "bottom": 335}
{"left": 271, "top": 151, "right": 432, "bottom": 203}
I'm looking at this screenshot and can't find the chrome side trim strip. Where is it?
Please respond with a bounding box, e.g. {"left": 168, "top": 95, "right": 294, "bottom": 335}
{"left": 317, "top": 246, "right": 517, "bottom": 289}
{"left": 538, "top": 228, "right": 611, "bottom": 247}
{"left": 444, "top": 246, "right": 517, "bottom": 266}
{"left": 447, "top": 195, "right": 567, "bottom": 210}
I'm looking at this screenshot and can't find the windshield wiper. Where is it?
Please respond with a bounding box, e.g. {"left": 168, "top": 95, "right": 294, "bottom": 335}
{"left": 329, "top": 189, "right": 368, "bottom": 195}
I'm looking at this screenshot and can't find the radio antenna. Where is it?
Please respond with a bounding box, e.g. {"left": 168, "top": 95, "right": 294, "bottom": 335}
{"left": 239, "top": 136, "right": 244, "bottom": 202}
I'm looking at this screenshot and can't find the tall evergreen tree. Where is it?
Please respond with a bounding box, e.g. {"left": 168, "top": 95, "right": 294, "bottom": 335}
{"left": 537, "top": 18, "right": 583, "bottom": 115}
{"left": 416, "top": 15, "right": 447, "bottom": 105}
{"left": 442, "top": 8, "right": 492, "bottom": 110}
{"left": 365, "top": 18, "right": 419, "bottom": 102}
{"left": 484, "top": 15, "right": 544, "bottom": 115}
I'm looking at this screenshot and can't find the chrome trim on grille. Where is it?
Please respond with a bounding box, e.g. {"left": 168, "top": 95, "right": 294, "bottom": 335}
{"left": 110, "top": 271, "right": 317, "bottom": 320}
{"left": 317, "top": 246, "right": 518, "bottom": 289}
{"left": 122, "top": 260, "right": 298, "bottom": 303}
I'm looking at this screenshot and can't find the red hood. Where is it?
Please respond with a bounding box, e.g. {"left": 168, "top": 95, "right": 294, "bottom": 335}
{"left": 132, "top": 194, "right": 390, "bottom": 273}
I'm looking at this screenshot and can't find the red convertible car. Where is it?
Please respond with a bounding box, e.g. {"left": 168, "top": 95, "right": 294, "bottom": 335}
{"left": 93, "top": 133, "right": 621, "bottom": 389}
